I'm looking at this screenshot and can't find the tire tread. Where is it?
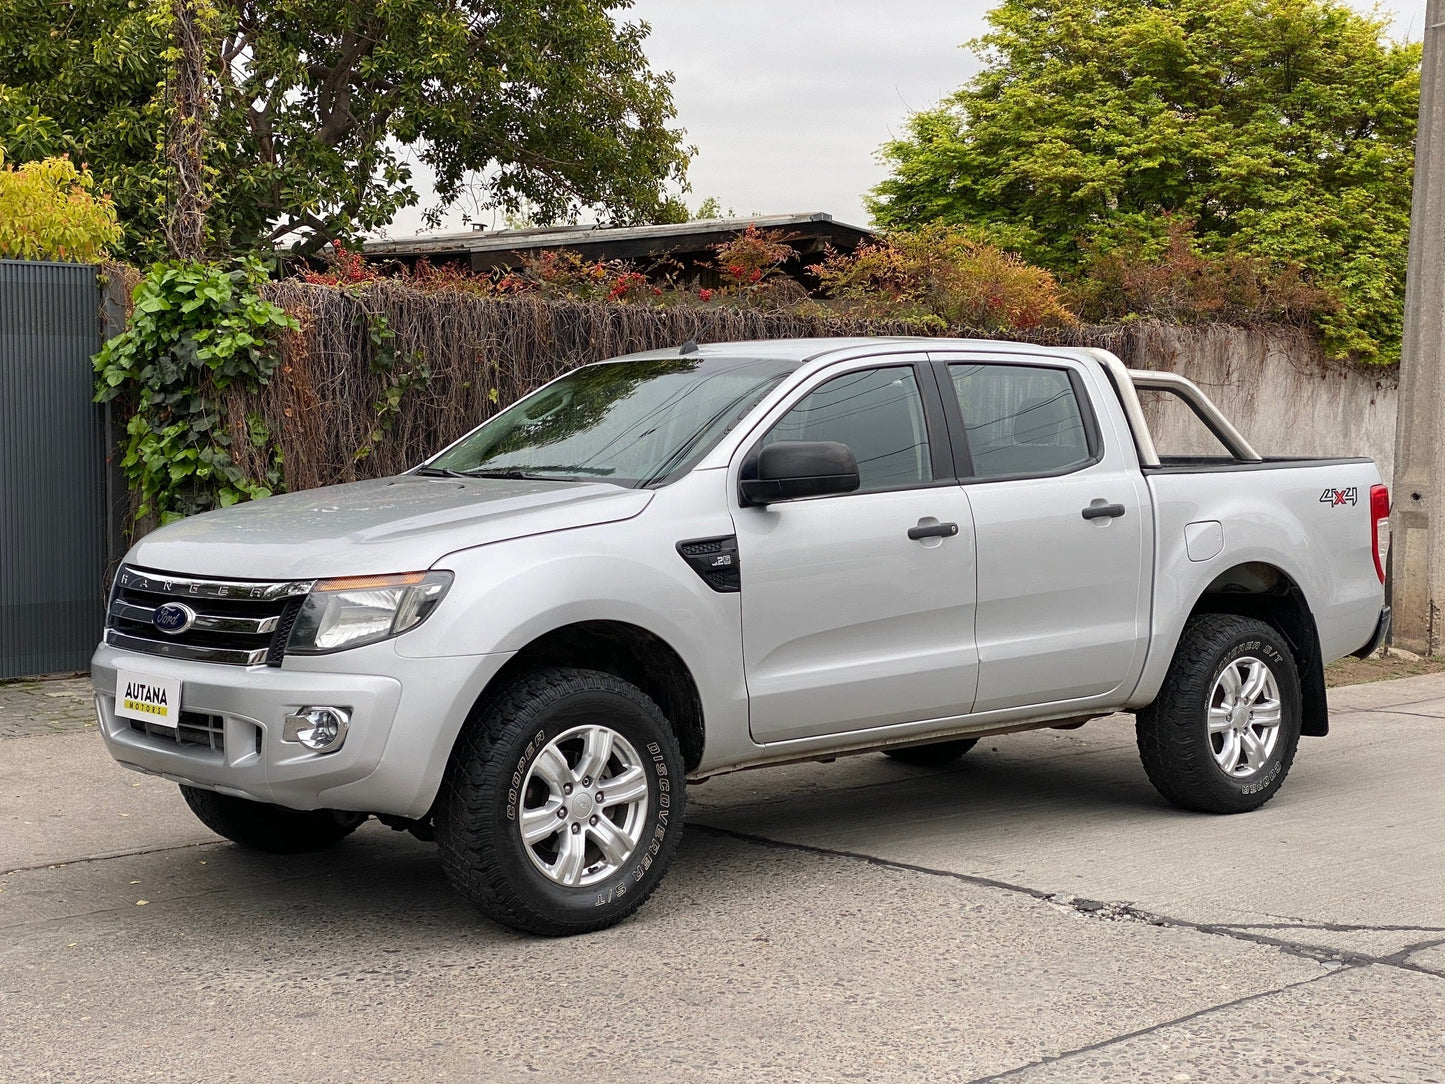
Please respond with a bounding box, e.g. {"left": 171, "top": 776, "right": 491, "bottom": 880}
{"left": 1135, "top": 613, "right": 1301, "bottom": 814}
{"left": 435, "top": 667, "right": 684, "bottom": 936}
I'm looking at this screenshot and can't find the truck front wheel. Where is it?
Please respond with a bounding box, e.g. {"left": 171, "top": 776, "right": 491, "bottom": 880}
{"left": 179, "top": 786, "right": 365, "bottom": 853}
{"left": 1135, "top": 614, "right": 1302, "bottom": 814}
{"left": 435, "top": 668, "right": 685, "bottom": 936}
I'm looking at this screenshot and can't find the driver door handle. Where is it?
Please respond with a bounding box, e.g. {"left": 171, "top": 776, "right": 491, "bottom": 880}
{"left": 908, "top": 522, "right": 959, "bottom": 540}
{"left": 1081, "top": 502, "right": 1127, "bottom": 520}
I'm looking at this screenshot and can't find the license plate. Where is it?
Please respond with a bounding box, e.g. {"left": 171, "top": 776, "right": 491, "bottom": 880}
{"left": 115, "top": 670, "right": 182, "bottom": 728}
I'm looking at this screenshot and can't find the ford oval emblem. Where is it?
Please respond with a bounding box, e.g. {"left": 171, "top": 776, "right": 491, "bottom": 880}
{"left": 153, "top": 602, "right": 197, "bottom": 635}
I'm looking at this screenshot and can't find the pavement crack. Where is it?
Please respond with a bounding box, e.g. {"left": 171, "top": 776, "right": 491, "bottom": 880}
{"left": 1385, "top": 936, "right": 1445, "bottom": 968}
{"left": 0, "top": 851, "right": 419, "bottom": 934}
{"left": 693, "top": 823, "right": 1445, "bottom": 979}
{"left": 1211, "top": 920, "right": 1445, "bottom": 935}
{"left": 1349, "top": 707, "right": 1445, "bottom": 721}
{"left": 1333, "top": 689, "right": 1445, "bottom": 713}
{"left": 959, "top": 967, "right": 1359, "bottom": 1084}
{"left": 0, "top": 839, "right": 222, "bottom": 877}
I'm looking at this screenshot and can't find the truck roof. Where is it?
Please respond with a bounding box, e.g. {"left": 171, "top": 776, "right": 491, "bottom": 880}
{"left": 610, "top": 336, "right": 1105, "bottom": 369}
{"left": 606, "top": 337, "right": 1262, "bottom": 467}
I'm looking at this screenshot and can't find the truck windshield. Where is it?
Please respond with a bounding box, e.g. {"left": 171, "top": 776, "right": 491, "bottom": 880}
{"left": 425, "top": 356, "right": 797, "bottom": 488}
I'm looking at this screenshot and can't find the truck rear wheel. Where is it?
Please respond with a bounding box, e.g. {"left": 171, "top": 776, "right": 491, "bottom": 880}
{"left": 1135, "top": 614, "right": 1302, "bottom": 814}
{"left": 435, "top": 667, "right": 685, "bottom": 936}
{"left": 883, "top": 738, "right": 978, "bottom": 766}
{"left": 180, "top": 786, "right": 365, "bottom": 853}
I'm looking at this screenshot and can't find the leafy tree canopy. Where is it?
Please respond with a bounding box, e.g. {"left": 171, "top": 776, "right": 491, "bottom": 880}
{"left": 0, "top": 153, "right": 122, "bottom": 261}
{"left": 869, "top": 0, "right": 1421, "bottom": 362}
{"left": 0, "top": 0, "right": 690, "bottom": 260}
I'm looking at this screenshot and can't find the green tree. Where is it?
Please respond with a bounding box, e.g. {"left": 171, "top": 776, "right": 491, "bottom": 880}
{"left": 869, "top": 0, "right": 1421, "bottom": 362}
{"left": 0, "top": 0, "right": 690, "bottom": 259}
{"left": 0, "top": 153, "right": 122, "bottom": 261}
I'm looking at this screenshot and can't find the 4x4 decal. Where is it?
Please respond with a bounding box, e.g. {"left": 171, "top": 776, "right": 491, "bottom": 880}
{"left": 1320, "top": 486, "right": 1359, "bottom": 507}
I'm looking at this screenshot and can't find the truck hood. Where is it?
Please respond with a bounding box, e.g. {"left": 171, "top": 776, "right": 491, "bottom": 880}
{"left": 125, "top": 476, "right": 653, "bottom": 580}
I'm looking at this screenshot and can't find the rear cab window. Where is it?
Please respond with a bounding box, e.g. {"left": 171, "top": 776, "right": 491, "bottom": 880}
{"left": 944, "top": 362, "right": 1099, "bottom": 480}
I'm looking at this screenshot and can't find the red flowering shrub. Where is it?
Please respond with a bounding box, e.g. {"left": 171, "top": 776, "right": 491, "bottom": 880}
{"left": 301, "top": 243, "right": 380, "bottom": 286}
{"left": 712, "top": 225, "right": 794, "bottom": 292}
{"left": 402, "top": 250, "right": 662, "bottom": 303}
{"left": 606, "top": 270, "right": 652, "bottom": 302}
{"left": 406, "top": 259, "right": 494, "bottom": 293}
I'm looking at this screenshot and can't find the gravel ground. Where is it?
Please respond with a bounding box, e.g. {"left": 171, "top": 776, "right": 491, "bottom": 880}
{"left": 1324, "top": 650, "right": 1445, "bottom": 687}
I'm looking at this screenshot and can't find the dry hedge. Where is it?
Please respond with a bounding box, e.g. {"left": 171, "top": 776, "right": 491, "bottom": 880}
{"left": 214, "top": 279, "right": 1329, "bottom": 494}
{"left": 225, "top": 281, "right": 928, "bottom": 491}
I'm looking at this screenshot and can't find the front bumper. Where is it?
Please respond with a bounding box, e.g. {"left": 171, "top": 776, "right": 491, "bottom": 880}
{"left": 91, "top": 641, "right": 512, "bottom": 818}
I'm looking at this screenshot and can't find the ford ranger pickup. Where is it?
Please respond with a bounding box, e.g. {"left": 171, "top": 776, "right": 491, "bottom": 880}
{"left": 92, "top": 338, "right": 1392, "bottom": 934}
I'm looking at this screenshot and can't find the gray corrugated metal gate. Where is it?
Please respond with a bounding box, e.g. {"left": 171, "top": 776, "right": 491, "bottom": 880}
{"left": 0, "top": 260, "right": 110, "bottom": 679}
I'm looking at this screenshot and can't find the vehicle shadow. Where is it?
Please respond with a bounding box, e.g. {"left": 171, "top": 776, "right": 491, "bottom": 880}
{"left": 130, "top": 816, "right": 856, "bottom": 947}
{"left": 126, "top": 725, "right": 1275, "bottom": 948}
{"left": 693, "top": 729, "right": 1173, "bottom": 824}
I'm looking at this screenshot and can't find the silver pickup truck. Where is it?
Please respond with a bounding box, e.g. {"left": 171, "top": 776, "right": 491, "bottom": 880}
{"left": 92, "top": 337, "right": 1391, "bottom": 934}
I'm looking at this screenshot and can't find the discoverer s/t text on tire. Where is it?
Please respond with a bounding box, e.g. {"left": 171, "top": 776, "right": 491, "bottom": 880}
{"left": 1135, "top": 614, "right": 1303, "bottom": 814}
{"left": 435, "top": 667, "right": 686, "bottom": 936}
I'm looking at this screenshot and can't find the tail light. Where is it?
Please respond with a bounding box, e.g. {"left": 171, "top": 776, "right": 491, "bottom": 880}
{"left": 1370, "top": 484, "right": 1390, "bottom": 584}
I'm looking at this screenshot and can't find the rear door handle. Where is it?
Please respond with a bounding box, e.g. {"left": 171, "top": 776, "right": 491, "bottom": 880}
{"left": 1081, "top": 502, "right": 1126, "bottom": 520}
{"left": 908, "top": 522, "right": 959, "bottom": 540}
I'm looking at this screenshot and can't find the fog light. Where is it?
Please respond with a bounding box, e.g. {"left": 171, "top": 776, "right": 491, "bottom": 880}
{"left": 282, "top": 706, "right": 351, "bottom": 753}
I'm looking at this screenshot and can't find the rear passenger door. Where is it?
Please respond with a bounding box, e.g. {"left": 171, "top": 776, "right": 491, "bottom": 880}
{"left": 932, "top": 353, "right": 1151, "bottom": 714}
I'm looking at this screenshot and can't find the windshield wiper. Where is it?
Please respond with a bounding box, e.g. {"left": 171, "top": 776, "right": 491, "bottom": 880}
{"left": 463, "top": 465, "right": 616, "bottom": 481}
{"left": 413, "top": 465, "right": 469, "bottom": 478}
{"left": 465, "top": 468, "right": 572, "bottom": 482}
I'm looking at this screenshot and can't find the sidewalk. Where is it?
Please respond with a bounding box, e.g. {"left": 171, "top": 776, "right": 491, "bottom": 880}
{"left": 0, "top": 675, "right": 94, "bottom": 739}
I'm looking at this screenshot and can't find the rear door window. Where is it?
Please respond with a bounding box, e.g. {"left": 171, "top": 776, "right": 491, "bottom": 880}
{"left": 948, "top": 363, "right": 1094, "bottom": 479}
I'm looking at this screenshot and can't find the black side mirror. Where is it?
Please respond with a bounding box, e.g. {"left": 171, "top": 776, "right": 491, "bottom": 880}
{"left": 739, "top": 441, "right": 861, "bottom": 507}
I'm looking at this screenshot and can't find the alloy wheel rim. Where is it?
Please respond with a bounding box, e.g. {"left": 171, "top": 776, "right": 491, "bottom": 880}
{"left": 518, "top": 724, "right": 650, "bottom": 887}
{"left": 1207, "top": 656, "right": 1283, "bottom": 778}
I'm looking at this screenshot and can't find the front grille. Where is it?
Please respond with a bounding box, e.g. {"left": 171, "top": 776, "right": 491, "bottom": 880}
{"left": 129, "top": 710, "right": 226, "bottom": 752}
{"left": 105, "top": 565, "right": 314, "bottom": 666}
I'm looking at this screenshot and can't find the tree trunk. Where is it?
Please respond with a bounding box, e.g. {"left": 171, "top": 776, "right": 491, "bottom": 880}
{"left": 165, "top": 0, "right": 211, "bottom": 261}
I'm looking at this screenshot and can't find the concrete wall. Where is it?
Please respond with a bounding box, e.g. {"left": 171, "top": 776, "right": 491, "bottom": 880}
{"left": 1085, "top": 323, "right": 1399, "bottom": 486}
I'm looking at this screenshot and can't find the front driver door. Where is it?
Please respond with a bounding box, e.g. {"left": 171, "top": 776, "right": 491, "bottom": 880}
{"left": 733, "top": 361, "right": 980, "bottom": 744}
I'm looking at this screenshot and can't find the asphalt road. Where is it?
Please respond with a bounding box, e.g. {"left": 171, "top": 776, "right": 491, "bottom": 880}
{"left": 2, "top": 674, "right": 1443, "bottom": 1083}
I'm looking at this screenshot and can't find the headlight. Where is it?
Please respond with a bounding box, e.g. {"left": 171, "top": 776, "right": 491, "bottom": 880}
{"left": 286, "top": 571, "right": 453, "bottom": 655}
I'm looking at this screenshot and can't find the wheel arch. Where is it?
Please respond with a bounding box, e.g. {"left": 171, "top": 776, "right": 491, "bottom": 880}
{"left": 465, "top": 620, "right": 706, "bottom": 772}
{"left": 1185, "top": 562, "right": 1329, "bottom": 737}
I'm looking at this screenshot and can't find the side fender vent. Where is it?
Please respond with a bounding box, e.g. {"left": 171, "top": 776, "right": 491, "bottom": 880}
{"left": 677, "top": 536, "right": 740, "bottom": 593}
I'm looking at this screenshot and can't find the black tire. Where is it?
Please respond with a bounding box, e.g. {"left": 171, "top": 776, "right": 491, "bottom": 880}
{"left": 180, "top": 785, "right": 365, "bottom": 853}
{"left": 1136, "top": 614, "right": 1303, "bottom": 814}
{"left": 435, "top": 667, "right": 686, "bottom": 936}
{"left": 883, "top": 738, "right": 979, "bottom": 767}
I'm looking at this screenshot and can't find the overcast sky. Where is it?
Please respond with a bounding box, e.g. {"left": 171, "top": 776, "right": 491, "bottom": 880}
{"left": 386, "top": 1, "right": 1424, "bottom": 237}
